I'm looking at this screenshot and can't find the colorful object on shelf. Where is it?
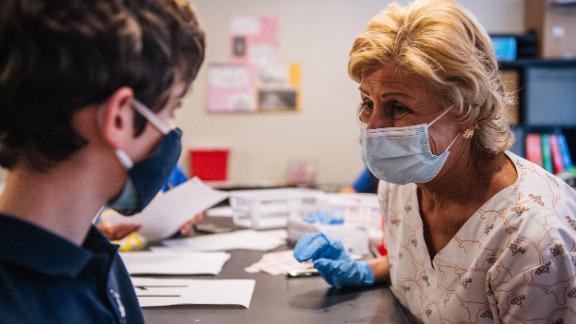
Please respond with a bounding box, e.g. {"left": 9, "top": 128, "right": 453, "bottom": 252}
{"left": 189, "top": 149, "right": 229, "bottom": 181}
{"left": 541, "top": 133, "right": 553, "bottom": 173}
{"left": 526, "top": 131, "right": 574, "bottom": 176}
{"left": 525, "top": 133, "right": 543, "bottom": 167}
{"left": 557, "top": 133, "right": 574, "bottom": 169}
{"left": 549, "top": 134, "right": 565, "bottom": 174}
{"left": 490, "top": 35, "right": 517, "bottom": 61}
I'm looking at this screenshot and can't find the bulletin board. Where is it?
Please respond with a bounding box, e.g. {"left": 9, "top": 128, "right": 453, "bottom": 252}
{"left": 207, "top": 16, "right": 301, "bottom": 113}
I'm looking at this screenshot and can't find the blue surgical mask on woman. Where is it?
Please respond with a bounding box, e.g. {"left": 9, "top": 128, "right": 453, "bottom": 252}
{"left": 108, "top": 99, "right": 182, "bottom": 215}
{"left": 360, "top": 108, "right": 457, "bottom": 185}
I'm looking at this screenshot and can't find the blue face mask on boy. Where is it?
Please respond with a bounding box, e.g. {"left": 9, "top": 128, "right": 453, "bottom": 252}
{"left": 108, "top": 99, "right": 182, "bottom": 216}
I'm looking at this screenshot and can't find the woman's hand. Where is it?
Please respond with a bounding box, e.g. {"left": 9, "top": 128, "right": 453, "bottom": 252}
{"left": 294, "top": 232, "right": 376, "bottom": 288}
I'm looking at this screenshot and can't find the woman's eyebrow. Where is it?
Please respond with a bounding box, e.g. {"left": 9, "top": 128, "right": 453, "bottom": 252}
{"left": 359, "top": 87, "right": 412, "bottom": 99}
{"left": 381, "top": 92, "right": 411, "bottom": 99}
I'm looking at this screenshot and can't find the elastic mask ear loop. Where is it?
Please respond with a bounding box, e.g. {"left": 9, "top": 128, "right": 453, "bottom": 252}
{"left": 445, "top": 133, "right": 459, "bottom": 152}
{"left": 428, "top": 106, "right": 458, "bottom": 154}
{"left": 115, "top": 150, "right": 134, "bottom": 169}
{"left": 428, "top": 106, "right": 452, "bottom": 127}
{"left": 131, "top": 99, "right": 170, "bottom": 135}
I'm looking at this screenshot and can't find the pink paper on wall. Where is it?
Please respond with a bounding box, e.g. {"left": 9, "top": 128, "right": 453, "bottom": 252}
{"left": 207, "top": 63, "right": 256, "bottom": 113}
{"left": 230, "top": 17, "right": 279, "bottom": 66}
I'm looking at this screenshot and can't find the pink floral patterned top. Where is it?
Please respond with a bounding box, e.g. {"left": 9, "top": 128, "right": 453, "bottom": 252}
{"left": 379, "top": 152, "right": 576, "bottom": 323}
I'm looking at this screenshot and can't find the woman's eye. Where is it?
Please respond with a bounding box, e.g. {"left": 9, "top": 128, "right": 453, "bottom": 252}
{"left": 358, "top": 100, "right": 374, "bottom": 122}
{"left": 360, "top": 100, "right": 373, "bottom": 113}
{"left": 386, "top": 102, "right": 410, "bottom": 119}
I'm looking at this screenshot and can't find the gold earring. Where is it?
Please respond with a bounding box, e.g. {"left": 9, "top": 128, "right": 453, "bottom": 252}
{"left": 463, "top": 129, "right": 474, "bottom": 140}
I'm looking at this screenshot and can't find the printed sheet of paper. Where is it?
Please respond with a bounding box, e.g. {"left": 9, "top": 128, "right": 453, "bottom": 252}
{"left": 103, "top": 177, "right": 228, "bottom": 242}
{"left": 244, "top": 250, "right": 311, "bottom": 275}
{"left": 120, "top": 251, "right": 230, "bottom": 275}
{"left": 160, "top": 229, "right": 287, "bottom": 252}
{"left": 131, "top": 277, "right": 255, "bottom": 308}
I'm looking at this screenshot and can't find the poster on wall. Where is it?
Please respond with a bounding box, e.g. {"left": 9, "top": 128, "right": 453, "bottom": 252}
{"left": 230, "top": 16, "right": 279, "bottom": 67}
{"left": 257, "top": 63, "right": 301, "bottom": 112}
{"left": 207, "top": 16, "right": 301, "bottom": 113}
{"left": 207, "top": 63, "right": 257, "bottom": 113}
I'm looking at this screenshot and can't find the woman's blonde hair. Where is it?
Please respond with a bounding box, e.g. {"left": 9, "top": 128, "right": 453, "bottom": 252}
{"left": 349, "top": 0, "right": 514, "bottom": 157}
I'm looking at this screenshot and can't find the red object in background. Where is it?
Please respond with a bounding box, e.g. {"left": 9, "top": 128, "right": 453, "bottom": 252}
{"left": 378, "top": 243, "right": 388, "bottom": 256}
{"left": 379, "top": 214, "right": 388, "bottom": 256}
{"left": 189, "top": 149, "right": 229, "bottom": 181}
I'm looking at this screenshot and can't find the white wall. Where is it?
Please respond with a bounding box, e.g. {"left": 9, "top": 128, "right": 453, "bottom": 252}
{"left": 177, "top": 0, "right": 526, "bottom": 186}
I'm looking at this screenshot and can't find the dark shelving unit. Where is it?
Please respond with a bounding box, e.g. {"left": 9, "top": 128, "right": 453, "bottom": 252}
{"left": 499, "top": 59, "right": 576, "bottom": 164}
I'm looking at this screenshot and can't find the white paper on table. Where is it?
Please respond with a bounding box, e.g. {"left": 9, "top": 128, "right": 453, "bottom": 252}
{"left": 131, "top": 277, "right": 255, "bottom": 308}
{"left": 161, "top": 229, "right": 286, "bottom": 252}
{"left": 103, "top": 177, "right": 228, "bottom": 242}
{"left": 205, "top": 206, "right": 234, "bottom": 218}
{"left": 244, "top": 250, "right": 311, "bottom": 275}
{"left": 120, "top": 251, "right": 230, "bottom": 275}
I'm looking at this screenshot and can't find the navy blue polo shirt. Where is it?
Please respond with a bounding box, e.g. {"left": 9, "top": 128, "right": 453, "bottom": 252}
{"left": 0, "top": 214, "right": 145, "bottom": 324}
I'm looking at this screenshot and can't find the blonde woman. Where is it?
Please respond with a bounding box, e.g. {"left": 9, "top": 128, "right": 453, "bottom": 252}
{"left": 295, "top": 0, "right": 576, "bottom": 322}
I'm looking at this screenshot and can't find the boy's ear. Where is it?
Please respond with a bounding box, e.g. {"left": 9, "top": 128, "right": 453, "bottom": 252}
{"left": 100, "top": 87, "right": 135, "bottom": 149}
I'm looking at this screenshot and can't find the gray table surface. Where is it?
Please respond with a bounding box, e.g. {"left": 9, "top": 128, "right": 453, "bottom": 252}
{"left": 142, "top": 247, "right": 409, "bottom": 324}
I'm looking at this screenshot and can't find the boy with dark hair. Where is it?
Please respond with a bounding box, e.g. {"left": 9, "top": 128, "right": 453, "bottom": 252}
{"left": 0, "top": 0, "right": 205, "bottom": 322}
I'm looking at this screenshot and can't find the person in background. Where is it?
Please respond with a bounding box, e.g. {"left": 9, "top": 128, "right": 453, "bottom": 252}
{"left": 340, "top": 167, "right": 379, "bottom": 193}
{"left": 0, "top": 0, "right": 205, "bottom": 322}
{"left": 163, "top": 163, "right": 189, "bottom": 191}
{"left": 295, "top": 0, "right": 576, "bottom": 322}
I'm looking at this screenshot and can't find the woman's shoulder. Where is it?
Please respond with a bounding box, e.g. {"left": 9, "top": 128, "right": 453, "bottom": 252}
{"left": 506, "top": 151, "right": 576, "bottom": 212}
{"left": 488, "top": 152, "right": 576, "bottom": 240}
{"left": 483, "top": 153, "right": 576, "bottom": 276}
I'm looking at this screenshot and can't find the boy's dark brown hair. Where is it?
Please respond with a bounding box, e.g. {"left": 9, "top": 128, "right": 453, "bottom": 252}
{"left": 0, "top": 0, "right": 205, "bottom": 170}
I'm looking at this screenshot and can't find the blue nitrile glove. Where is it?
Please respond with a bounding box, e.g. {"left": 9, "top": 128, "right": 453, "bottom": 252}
{"left": 293, "top": 232, "right": 375, "bottom": 288}
{"left": 304, "top": 212, "right": 344, "bottom": 225}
